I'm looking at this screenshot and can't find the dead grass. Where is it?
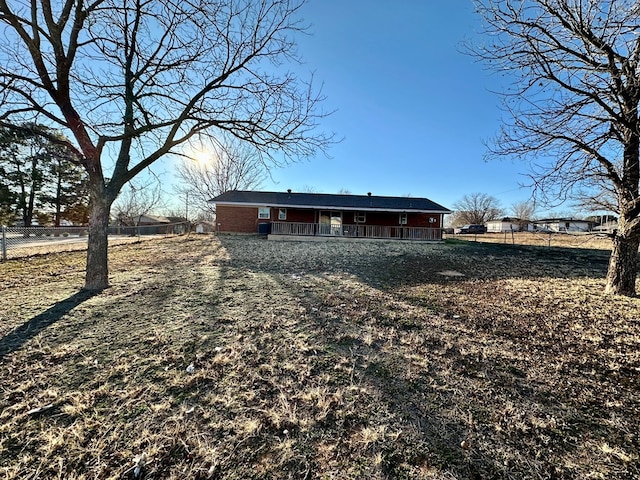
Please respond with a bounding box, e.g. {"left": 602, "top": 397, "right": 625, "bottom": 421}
{"left": 0, "top": 235, "right": 639, "bottom": 479}
{"left": 446, "top": 231, "right": 614, "bottom": 250}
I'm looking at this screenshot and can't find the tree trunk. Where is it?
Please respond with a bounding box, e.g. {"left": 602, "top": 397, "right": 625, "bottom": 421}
{"left": 84, "top": 193, "right": 111, "bottom": 291}
{"left": 605, "top": 233, "right": 639, "bottom": 296}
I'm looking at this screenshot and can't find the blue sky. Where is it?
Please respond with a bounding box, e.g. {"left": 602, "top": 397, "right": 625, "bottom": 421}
{"left": 258, "top": 0, "right": 531, "bottom": 212}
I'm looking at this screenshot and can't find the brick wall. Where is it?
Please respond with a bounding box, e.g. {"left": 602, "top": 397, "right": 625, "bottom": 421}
{"left": 216, "top": 205, "right": 444, "bottom": 233}
{"left": 216, "top": 205, "right": 260, "bottom": 233}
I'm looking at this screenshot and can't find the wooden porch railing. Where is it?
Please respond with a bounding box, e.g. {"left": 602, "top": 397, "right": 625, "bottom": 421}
{"left": 270, "top": 222, "right": 442, "bottom": 240}
{"left": 271, "top": 222, "right": 317, "bottom": 236}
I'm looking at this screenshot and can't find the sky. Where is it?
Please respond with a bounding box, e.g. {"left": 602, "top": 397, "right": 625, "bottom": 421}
{"left": 253, "top": 0, "right": 531, "bottom": 213}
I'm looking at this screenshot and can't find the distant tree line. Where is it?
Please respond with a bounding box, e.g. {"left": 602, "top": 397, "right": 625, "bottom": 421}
{"left": 450, "top": 191, "right": 618, "bottom": 234}
{"left": 451, "top": 193, "right": 540, "bottom": 232}
{"left": 0, "top": 124, "right": 89, "bottom": 227}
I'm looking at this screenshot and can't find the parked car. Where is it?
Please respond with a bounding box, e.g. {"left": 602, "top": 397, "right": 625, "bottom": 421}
{"left": 454, "top": 224, "right": 486, "bottom": 234}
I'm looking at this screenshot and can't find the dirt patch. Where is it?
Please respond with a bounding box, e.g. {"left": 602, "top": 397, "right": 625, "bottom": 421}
{"left": 0, "top": 235, "right": 638, "bottom": 479}
{"left": 437, "top": 270, "right": 465, "bottom": 277}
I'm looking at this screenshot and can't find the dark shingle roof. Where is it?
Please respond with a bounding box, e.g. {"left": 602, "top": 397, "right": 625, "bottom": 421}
{"left": 210, "top": 190, "right": 451, "bottom": 213}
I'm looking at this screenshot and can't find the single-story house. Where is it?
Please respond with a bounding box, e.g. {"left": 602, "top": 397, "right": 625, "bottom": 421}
{"left": 532, "top": 218, "right": 594, "bottom": 233}
{"left": 114, "top": 213, "right": 171, "bottom": 227}
{"left": 209, "top": 190, "right": 451, "bottom": 240}
{"left": 588, "top": 215, "right": 618, "bottom": 233}
{"left": 139, "top": 214, "right": 171, "bottom": 226}
{"left": 486, "top": 217, "right": 533, "bottom": 232}
{"left": 592, "top": 220, "right": 618, "bottom": 233}
{"left": 112, "top": 214, "right": 188, "bottom": 235}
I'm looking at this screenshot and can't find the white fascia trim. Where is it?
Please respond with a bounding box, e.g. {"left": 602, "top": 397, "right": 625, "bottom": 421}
{"left": 213, "top": 201, "right": 452, "bottom": 214}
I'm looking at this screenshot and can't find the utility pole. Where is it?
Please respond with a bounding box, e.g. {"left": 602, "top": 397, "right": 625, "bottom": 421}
{"left": 185, "top": 191, "right": 189, "bottom": 222}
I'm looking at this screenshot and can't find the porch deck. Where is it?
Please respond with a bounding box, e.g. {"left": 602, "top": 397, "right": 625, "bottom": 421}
{"left": 269, "top": 222, "right": 442, "bottom": 241}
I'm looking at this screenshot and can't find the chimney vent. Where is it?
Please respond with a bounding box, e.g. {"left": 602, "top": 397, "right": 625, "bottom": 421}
{"left": 287, "top": 189, "right": 292, "bottom": 194}
{"left": 367, "top": 192, "right": 372, "bottom": 197}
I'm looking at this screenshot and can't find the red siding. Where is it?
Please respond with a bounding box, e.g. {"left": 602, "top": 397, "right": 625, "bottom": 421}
{"left": 278, "top": 208, "right": 315, "bottom": 223}
{"left": 346, "top": 211, "right": 441, "bottom": 228}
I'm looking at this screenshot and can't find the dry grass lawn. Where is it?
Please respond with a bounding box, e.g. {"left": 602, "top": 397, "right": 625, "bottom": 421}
{"left": 445, "top": 231, "right": 614, "bottom": 250}
{"left": 0, "top": 235, "right": 639, "bottom": 479}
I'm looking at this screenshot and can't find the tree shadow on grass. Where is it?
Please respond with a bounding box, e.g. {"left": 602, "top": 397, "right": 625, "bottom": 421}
{"left": 211, "top": 236, "right": 638, "bottom": 477}
{"left": 216, "top": 235, "right": 613, "bottom": 293}
{"left": 0, "top": 289, "right": 99, "bottom": 361}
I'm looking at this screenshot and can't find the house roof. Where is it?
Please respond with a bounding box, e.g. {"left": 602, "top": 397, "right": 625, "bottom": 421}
{"left": 140, "top": 214, "right": 171, "bottom": 224}
{"left": 487, "top": 217, "right": 522, "bottom": 223}
{"left": 533, "top": 218, "right": 591, "bottom": 223}
{"left": 166, "top": 216, "right": 188, "bottom": 223}
{"left": 209, "top": 190, "right": 451, "bottom": 213}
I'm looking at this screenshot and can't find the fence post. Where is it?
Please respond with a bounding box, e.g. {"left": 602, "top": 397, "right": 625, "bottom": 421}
{"left": 1, "top": 225, "right": 6, "bottom": 261}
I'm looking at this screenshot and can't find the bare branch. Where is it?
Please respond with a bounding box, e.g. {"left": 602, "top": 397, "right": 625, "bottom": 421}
{"left": 469, "top": 0, "right": 640, "bottom": 294}
{"left": 0, "top": 0, "right": 332, "bottom": 289}
{"left": 452, "top": 192, "right": 504, "bottom": 225}
{"left": 174, "top": 133, "right": 267, "bottom": 217}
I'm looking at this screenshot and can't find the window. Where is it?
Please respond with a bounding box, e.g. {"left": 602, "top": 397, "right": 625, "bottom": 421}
{"left": 258, "top": 207, "right": 270, "bottom": 219}
{"left": 354, "top": 211, "right": 366, "bottom": 223}
{"left": 278, "top": 208, "right": 287, "bottom": 220}
{"left": 399, "top": 213, "right": 408, "bottom": 225}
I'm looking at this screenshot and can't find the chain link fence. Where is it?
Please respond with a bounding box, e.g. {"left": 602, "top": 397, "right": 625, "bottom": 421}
{"left": 443, "top": 231, "right": 614, "bottom": 250}
{"left": 1, "top": 222, "right": 190, "bottom": 260}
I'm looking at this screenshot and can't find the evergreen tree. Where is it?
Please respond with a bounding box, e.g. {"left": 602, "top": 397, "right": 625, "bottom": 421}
{"left": 0, "top": 180, "right": 16, "bottom": 225}
{"left": 0, "top": 124, "right": 87, "bottom": 226}
{"left": 40, "top": 143, "right": 89, "bottom": 226}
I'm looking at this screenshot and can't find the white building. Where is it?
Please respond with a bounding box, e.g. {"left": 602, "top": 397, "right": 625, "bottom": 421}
{"left": 486, "top": 217, "right": 531, "bottom": 232}
{"left": 532, "top": 218, "right": 594, "bottom": 233}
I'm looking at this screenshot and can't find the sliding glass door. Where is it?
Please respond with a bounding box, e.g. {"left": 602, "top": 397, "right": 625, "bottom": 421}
{"left": 319, "top": 211, "right": 342, "bottom": 235}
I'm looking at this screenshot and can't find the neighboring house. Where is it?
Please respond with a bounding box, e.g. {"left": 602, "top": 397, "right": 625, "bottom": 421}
{"left": 486, "top": 217, "right": 532, "bottom": 232}
{"left": 115, "top": 213, "right": 171, "bottom": 226}
{"left": 588, "top": 215, "right": 618, "bottom": 233}
{"left": 166, "top": 216, "right": 188, "bottom": 224}
{"left": 137, "top": 214, "right": 171, "bottom": 225}
{"left": 114, "top": 214, "right": 188, "bottom": 234}
{"left": 592, "top": 220, "right": 618, "bottom": 233}
{"left": 209, "top": 190, "right": 451, "bottom": 240}
{"left": 532, "top": 218, "right": 594, "bottom": 233}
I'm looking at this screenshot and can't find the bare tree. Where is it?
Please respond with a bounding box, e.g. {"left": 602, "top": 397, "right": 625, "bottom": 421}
{"left": 112, "top": 180, "right": 163, "bottom": 236}
{"left": 471, "top": 0, "right": 640, "bottom": 295}
{"left": 0, "top": 0, "right": 332, "bottom": 290}
{"left": 175, "top": 135, "right": 266, "bottom": 219}
{"left": 452, "top": 193, "right": 503, "bottom": 225}
{"left": 511, "top": 200, "right": 537, "bottom": 231}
